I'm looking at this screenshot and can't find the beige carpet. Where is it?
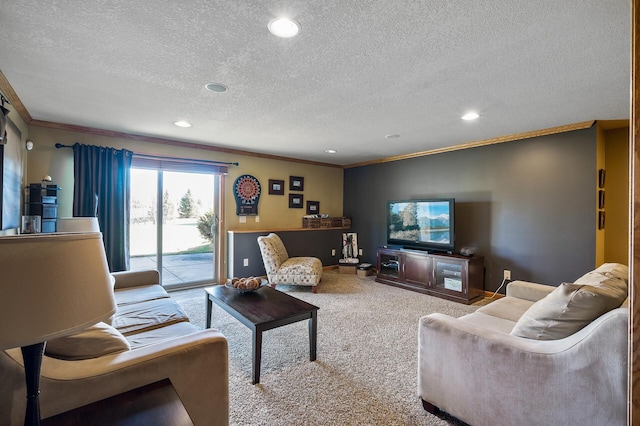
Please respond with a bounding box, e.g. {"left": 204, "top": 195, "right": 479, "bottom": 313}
{"left": 171, "top": 270, "right": 485, "bottom": 425}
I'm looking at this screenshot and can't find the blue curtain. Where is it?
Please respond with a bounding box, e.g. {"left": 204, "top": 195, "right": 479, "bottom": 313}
{"left": 72, "top": 143, "right": 133, "bottom": 272}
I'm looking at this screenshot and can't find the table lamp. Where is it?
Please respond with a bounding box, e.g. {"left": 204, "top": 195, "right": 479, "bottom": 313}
{"left": 57, "top": 217, "right": 101, "bottom": 233}
{"left": 0, "top": 232, "right": 116, "bottom": 426}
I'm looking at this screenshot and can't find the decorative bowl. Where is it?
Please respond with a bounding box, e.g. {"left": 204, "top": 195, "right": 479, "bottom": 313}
{"left": 225, "top": 277, "right": 267, "bottom": 294}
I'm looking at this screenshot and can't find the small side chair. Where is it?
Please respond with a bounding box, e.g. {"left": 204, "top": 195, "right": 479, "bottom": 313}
{"left": 257, "top": 233, "right": 322, "bottom": 293}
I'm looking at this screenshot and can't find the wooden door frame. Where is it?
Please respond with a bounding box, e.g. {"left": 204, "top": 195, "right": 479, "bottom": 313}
{"left": 631, "top": 1, "right": 639, "bottom": 423}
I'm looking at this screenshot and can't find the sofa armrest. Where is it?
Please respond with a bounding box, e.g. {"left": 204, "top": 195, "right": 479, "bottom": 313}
{"left": 505, "top": 280, "right": 555, "bottom": 302}
{"left": 1, "top": 329, "right": 228, "bottom": 426}
{"left": 417, "top": 308, "right": 628, "bottom": 426}
{"left": 112, "top": 270, "right": 160, "bottom": 289}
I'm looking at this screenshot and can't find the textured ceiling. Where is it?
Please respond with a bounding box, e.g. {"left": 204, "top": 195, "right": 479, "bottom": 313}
{"left": 0, "top": 0, "right": 631, "bottom": 166}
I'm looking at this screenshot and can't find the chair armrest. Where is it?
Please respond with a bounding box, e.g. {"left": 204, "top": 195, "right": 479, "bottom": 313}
{"left": 505, "top": 280, "right": 556, "bottom": 302}
{"left": 112, "top": 270, "right": 160, "bottom": 289}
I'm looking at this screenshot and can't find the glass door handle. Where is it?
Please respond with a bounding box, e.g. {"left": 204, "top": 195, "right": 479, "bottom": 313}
{"left": 210, "top": 215, "right": 220, "bottom": 236}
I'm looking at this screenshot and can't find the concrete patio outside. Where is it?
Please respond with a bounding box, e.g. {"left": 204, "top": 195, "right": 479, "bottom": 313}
{"left": 130, "top": 252, "right": 215, "bottom": 286}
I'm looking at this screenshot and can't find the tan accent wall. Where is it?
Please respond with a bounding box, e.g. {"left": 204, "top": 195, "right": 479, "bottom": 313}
{"left": 24, "top": 125, "right": 344, "bottom": 230}
{"left": 604, "top": 127, "right": 630, "bottom": 265}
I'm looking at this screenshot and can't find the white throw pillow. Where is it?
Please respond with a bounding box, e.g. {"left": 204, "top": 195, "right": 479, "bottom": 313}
{"left": 574, "top": 263, "right": 628, "bottom": 286}
{"left": 510, "top": 281, "right": 627, "bottom": 340}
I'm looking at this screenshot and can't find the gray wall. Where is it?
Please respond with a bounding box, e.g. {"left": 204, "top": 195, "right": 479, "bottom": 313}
{"left": 344, "top": 127, "right": 597, "bottom": 292}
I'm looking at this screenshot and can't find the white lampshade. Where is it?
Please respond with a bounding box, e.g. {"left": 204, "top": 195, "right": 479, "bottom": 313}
{"left": 57, "top": 217, "right": 100, "bottom": 233}
{"left": 0, "top": 232, "right": 116, "bottom": 350}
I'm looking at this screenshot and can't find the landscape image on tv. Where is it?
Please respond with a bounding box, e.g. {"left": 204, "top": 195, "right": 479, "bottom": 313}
{"left": 388, "top": 201, "right": 451, "bottom": 244}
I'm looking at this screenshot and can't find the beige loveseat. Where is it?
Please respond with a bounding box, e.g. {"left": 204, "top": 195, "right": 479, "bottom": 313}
{"left": 418, "top": 263, "right": 628, "bottom": 426}
{"left": 0, "top": 269, "right": 229, "bottom": 425}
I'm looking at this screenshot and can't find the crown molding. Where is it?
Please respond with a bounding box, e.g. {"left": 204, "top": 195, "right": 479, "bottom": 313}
{"left": 30, "top": 119, "right": 342, "bottom": 169}
{"left": 0, "top": 70, "right": 32, "bottom": 123}
{"left": 344, "top": 120, "right": 596, "bottom": 169}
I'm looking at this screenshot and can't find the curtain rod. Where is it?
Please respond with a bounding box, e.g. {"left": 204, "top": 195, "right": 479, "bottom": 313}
{"left": 55, "top": 143, "right": 239, "bottom": 166}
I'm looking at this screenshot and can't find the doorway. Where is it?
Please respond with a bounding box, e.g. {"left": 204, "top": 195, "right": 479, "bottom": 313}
{"left": 129, "top": 167, "right": 220, "bottom": 288}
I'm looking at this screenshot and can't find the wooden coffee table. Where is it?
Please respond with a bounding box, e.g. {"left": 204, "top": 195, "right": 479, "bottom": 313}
{"left": 205, "top": 285, "right": 319, "bottom": 384}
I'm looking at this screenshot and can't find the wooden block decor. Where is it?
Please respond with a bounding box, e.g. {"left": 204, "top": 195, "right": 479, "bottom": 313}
{"left": 302, "top": 217, "right": 352, "bottom": 229}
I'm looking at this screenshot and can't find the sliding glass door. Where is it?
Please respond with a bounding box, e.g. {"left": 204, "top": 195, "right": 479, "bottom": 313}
{"left": 130, "top": 168, "right": 220, "bottom": 288}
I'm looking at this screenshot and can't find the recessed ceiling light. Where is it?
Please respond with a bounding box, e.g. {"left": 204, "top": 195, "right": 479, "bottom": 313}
{"left": 205, "top": 82, "right": 228, "bottom": 93}
{"left": 385, "top": 134, "right": 400, "bottom": 139}
{"left": 174, "top": 121, "right": 192, "bottom": 128}
{"left": 461, "top": 112, "right": 480, "bottom": 121}
{"left": 325, "top": 149, "right": 337, "bottom": 154}
{"left": 268, "top": 18, "right": 300, "bottom": 38}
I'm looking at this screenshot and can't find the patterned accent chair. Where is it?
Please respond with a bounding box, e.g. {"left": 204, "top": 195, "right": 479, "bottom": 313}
{"left": 257, "top": 233, "right": 322, "bottom": 293}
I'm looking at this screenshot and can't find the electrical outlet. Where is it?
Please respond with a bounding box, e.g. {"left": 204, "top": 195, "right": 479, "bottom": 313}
{"left": 255, "top": 216, "right": 260, "bottom": 223}
{"left": 243, "top": 258, "right": 249, "bottom": 267}
{"left": 331, "top": 249, "right": 336, "bottom": 256}
{"left": 359, "top": 248, "right": 363, "bottom": 256}
{"left": 503, "top": 270, "right": 511, "bottom": 280}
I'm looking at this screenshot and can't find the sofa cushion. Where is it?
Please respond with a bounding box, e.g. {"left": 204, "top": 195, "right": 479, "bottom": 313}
{"left": 459, "top": 311, "right": 520, "bottom": 334}
{"left": 45, "top": 322, "right": 130, "bottom": 360}
{"left": 597, "top": 262, "right": 628, "bottom": 280}
{"left": 574, "top": 266, "right": 628, "bottom": 291}
{"left": 476, "top": 296, "right": 534, "bottom": 322}
{"left": 112, "top": 269, "right": 160, "bottom": 288}
{"left": 114, "top": 298, "right": 190, "bottom": 336}
{"left": 271, "top": 256, "right": 323, "bottom": 285}
{"left": 510, "top": 281, "right": 627, "bottom": 340}
{"left": 126, "top": 321, "right": 201, "bottom": 349}
{"left": 114, "top": 284, "right": 170, "bottom": 306}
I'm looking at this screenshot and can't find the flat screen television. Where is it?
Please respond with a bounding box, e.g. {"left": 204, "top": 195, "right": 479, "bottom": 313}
{"left": 386, "top": 198, "right": 455, "bottom": 253}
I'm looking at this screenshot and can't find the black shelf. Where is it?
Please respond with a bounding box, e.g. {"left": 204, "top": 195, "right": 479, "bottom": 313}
{"left": 24, "top": 184, "right": 61, "bottom": 233}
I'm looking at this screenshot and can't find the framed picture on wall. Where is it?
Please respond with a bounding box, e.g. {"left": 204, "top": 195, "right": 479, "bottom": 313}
{"left": 598, "top": 169, "right": 606, "bottom": 188}
{"left": 306, "top": 200, "right": 319, "bottom": 214}
{"left": 268, "top": 179, "right": 285, "bottom": 195}
{"left": 598, "top": 210, "right": 605, "bottom": 230}
{"left": 289, "top": 176, "right": 304, "bottom": 191}
{"left": 289, "top": 193, "right": 303, "bottom": 208}
{"left": 599, "top": 190, "right": 605, "bottom": 209}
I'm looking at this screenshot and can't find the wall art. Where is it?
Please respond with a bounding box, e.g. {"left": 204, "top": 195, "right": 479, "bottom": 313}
{"left": 289, "top": 176, "right": 304, "bottom": 191}
{"left": 233, "top": 174, "right": 261, "bottom": 215}
{"left": 289, "top": 193, "right": 303, "bottom": 208}
{"left": 268, "top": 179, "right": 284, "bottom": 195}
{"left": 306, "top": 200, "right": 319, "bottom": 214}
{"left": 598, "top": 190, "right": 605, "bottom": 209}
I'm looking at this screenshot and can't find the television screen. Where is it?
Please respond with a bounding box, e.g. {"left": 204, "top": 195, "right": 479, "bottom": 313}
{"left": 387, "top": 198, "right": 454, "bottom": 253}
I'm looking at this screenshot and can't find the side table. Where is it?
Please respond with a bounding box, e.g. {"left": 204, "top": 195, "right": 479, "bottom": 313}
{"left": 41, "top": 379, "right": 193, "bottom": 426}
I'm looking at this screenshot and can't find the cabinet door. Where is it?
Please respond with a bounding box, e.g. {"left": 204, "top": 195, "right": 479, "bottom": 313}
{"left": 404, "top": 252, "right": 430, "bottom": 287}
{"left": 377, "top": 250, "right": 404, "bottom": 281}
{"left": 431, "top": 257, "right": 468, "bottom": 297}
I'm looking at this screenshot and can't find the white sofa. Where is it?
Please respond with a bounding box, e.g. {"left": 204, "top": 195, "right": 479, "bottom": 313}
{"left": 418, "top": 263, "right": 628, "bottom": 426}
{"left": 0, "top": 270, "right": 229, "bottom": 426}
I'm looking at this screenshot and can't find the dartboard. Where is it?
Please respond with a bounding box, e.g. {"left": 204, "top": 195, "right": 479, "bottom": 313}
{"left": 234, "top": 175, "right": 261, "bottom": 204}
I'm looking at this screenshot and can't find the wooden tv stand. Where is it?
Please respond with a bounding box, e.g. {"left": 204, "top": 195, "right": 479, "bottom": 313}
{"left": 376, "top": 247, "right": 484, "bottom": 304}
